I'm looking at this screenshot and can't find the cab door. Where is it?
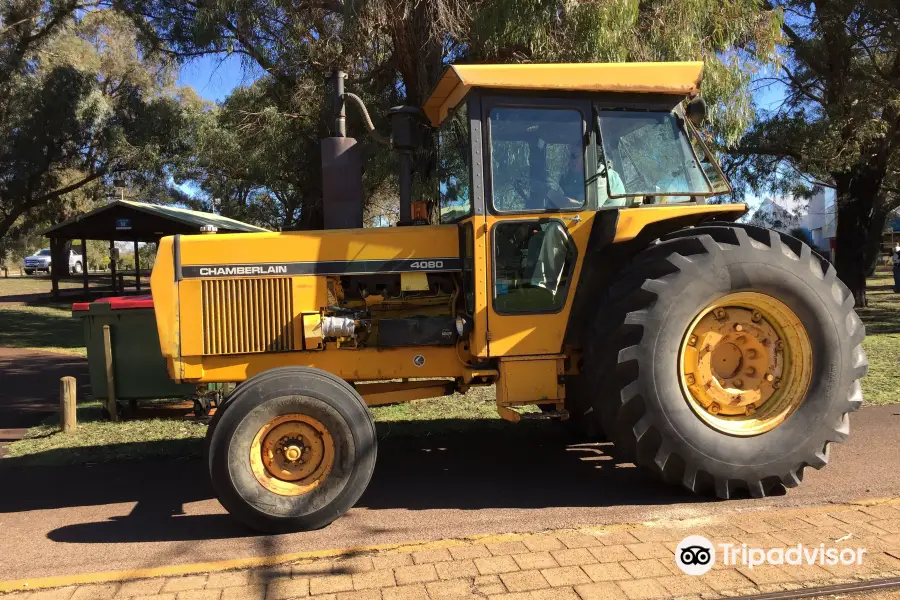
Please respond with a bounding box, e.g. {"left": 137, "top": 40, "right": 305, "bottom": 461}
{"left": 481, "top": 97, "right": 597, "bottom": 357}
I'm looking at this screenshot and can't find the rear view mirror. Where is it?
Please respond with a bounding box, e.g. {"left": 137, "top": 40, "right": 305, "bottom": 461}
{"left": 685, "top": 97, "right": 707, "bottom": 127}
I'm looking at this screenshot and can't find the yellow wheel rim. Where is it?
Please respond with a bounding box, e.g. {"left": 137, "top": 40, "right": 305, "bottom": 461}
{"left": 249, "top": 414, "right": 335, "bottom": 496}
{"left": 679, "top": 292, "right": 813, "bottom": 436}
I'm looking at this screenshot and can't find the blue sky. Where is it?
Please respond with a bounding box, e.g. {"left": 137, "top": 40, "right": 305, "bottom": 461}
{"left": 176, "top": 53, "right": 249, "bottom": 102}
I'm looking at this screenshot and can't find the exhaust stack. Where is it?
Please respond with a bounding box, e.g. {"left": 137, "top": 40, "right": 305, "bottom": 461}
{"left": 321, "top": 71, "right": 364, "bottom": 230}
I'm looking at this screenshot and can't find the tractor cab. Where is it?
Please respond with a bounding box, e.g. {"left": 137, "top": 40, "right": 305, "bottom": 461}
{"left": 426, "top": 62, "right": 730, "bottom": 222}
{"left": 418, "top": 62, "right": 736, "bottom": 357}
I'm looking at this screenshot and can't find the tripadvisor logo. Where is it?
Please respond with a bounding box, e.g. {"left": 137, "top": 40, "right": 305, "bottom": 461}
{"left": 675, "top": 535, "right": 715, "bottom": 575}
{"left": 675, "top": 535, "right": 868, "bottom": 576}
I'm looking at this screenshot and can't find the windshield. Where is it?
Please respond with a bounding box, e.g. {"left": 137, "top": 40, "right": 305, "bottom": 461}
{"left": 596, "top": 110, "right": 728, "bottom": 202}
{"left": 37, "top": 249, "right": 51, "bottom": 256}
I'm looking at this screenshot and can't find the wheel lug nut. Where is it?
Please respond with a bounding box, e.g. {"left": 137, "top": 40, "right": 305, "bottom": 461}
{"left": 747, "top": 349, "right": 757, "bottom": 359}
{"left": 715, "top": 308, "right": 726, "bottom": 320}
{"left": 745, "top": 367, "right": 756, "bottom": 376}
{"left": 746, "top": 404, "right": 756, "bottom": 415}
{"left": 736, "top": 336, "right": 747, "bottom": 345}
{"left": 688, "top": 335, "right": 698, "bottom": 346}
{"left": 708, "top": 402, "right": 721, "bottom": 414}
{"left": 734, "top": 323, "right": 743, "bottom": 332}
{"left": 752, "top": 311, "right": 761, "bottom": 322}
{"left": 686, "top": 374, "right": 696, "bottom": 385}
{"left": 765, "top": 373, "right": 774, "bottom": 382}
{"left": 733, "top": 378, "right": 744, "bottom": 388}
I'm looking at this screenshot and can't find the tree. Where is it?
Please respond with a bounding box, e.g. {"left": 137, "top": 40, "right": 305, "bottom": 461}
{"left": 122, "top": 0, "right": 782, "bottom": 229}
{"left": 730, "top": 0, "right": 900, "bottom": 306}
{"left": 0, "top": 9, "right": 202, "bottom": 254}
{"left": 177, "top": 79, "right": 325, "bottom": 230}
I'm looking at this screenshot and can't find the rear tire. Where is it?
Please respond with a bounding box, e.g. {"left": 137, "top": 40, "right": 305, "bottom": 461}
{"left": 72, "top": 261, "right": 83, "bottom": 275}
{"left": 207, "top": 367, "right": 376, "bottom": 532}
{"left": 24, "top": 269, "right": 33, "bottom": 275}
{"left": 584, "top": 223, "right": 866, "bottom": 498}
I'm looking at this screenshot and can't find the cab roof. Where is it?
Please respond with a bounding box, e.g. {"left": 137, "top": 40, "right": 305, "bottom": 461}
{"left": 422, "top": 62, "right": 704, "bottom": 126}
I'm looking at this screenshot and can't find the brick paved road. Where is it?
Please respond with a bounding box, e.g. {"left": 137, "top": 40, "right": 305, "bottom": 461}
{"left": 4, "top": 500, "right": 900, "bottom": 600}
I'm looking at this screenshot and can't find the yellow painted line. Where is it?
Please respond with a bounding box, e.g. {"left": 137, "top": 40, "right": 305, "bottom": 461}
{"left": 0, "top": 533, "right": 514, "bottom": 593}
{"left": 2, "top": 498, "right": 897, "bottom": 593}
{"left": 850, "top": 497, "right": 900, "bottom": 507}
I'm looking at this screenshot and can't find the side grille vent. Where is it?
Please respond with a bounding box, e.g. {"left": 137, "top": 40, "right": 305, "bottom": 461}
{"left": 201, "top": 278, "right": 293, "bottom": 355}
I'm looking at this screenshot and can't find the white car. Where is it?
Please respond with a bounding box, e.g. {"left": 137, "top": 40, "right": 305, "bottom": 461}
{"left": 24, "top": 248, "right": 83, "bottom": 275}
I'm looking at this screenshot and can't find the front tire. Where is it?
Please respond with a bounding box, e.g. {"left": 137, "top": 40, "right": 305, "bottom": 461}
{"left": 24, "top": 269, "right": 33, "bottom": 275}
{"left": 72, "top": 261, "right": 83, "bottom": 275}
{"left": 585, "top": 223, "right": 866, "bottom": 499}
{"left": 207, "top": 367, "right": 376, "bottom": 532}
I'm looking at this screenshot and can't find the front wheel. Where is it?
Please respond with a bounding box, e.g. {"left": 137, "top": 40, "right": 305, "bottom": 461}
{"left": 207, "top": 367, "right": 376, "bottom": 532}
{"left": 72, "top": 261, "right": 83, "bottom": 275}
{"left": 23, "top": 269, "right": 33, "bottom": 275}
{"left": 585, "top": 223, "right": 866, "bottom": 499}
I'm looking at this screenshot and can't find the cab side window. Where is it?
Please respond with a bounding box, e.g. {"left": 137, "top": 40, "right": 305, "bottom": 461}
{"left": 438, "top": 103, "right": 473, "bottom": 223}
{"left": 489, "top": 107, "right": 586, "bottom": 212}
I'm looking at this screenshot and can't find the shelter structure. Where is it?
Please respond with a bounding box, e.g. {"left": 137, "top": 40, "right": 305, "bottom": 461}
{"left": 42, "top": 200, "right": 267, "bottom": 297}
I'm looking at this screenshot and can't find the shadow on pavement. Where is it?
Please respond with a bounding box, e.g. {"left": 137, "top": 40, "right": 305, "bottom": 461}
{"left": 0, "top": 349, "right": 89, "bottom": 432}
{"left": 0, "top": 422, "right": 706, "bottom": 545}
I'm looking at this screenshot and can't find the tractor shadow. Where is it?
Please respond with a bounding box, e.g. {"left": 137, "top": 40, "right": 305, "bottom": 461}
{"left": 0, "top": 421, "right": 722, "bottom": 545}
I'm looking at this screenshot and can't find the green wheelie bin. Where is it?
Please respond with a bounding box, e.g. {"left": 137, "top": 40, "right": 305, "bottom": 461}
{"left": 72, "top": 296, "right": 198, "bottom": 406}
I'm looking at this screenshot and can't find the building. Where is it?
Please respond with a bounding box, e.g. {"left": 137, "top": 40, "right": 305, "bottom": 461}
{"left": 747, "top": 196, "right": 803, "bottom": 232}
{"left": 747, "top": 189, "right": 836, "bottom": 258}
{"left": 803, "top": 188, "right": 837, "bottom": 255}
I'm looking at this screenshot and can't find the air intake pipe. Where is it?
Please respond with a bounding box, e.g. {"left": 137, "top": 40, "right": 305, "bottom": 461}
{"left": 320, "top": 70, "right": 430, "bottom": 228}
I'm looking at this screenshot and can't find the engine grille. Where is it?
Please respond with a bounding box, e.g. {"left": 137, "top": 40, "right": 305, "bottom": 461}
{"left": 201, "top": 278, "right": 294, "bottom": 355}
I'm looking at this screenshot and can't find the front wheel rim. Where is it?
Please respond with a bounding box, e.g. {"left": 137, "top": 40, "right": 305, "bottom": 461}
{"left": 249, "top": 413, "right": 335, "bottom": 496}
{"left": 679, "top": 292, "right": 813, "bottom": 436}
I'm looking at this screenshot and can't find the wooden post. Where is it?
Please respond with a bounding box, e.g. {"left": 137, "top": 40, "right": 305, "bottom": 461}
{"left": 81, "top": 237, "right": 89, "bottom": 295}
{"left": 134, "top": 240, "right": 141, "bottom": 292}
{"left": 109, "top": 240, "right": 117, "bottom": 293}
{"left": 60, "top": 376, "right": 77, "bottom": 433}
{"left": 50, "top": 237, "right": 60, "bottom": 298}
{"left": 102, "top": 324, "right": 118, "bottom": 421}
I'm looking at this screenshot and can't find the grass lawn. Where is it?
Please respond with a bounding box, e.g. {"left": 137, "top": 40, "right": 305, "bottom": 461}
{"left": 856, "top": 269, "right": 900, "bottom": 405}
{"left": 3, "top": 402, "right": 208, "bottom": 467}
{"left": 0, "top": 273, "right": 149, "bottom": 302}
{"left": 0, "top": 304, "right": 86, "bottom": 356}
{"left": 0, "top": 274, "right": 86, "bottom": 297}
{"left": 2, "top": 269, "right": 898, "bottom": 467}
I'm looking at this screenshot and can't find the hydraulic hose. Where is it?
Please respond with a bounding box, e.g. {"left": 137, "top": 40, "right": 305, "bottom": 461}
{"left": 342, "top": 92, "right": 391, "bottom": 146}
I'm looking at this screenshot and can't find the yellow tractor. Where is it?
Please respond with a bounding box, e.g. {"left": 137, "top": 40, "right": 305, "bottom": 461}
{"left": 151, "top": 62, "right": 866, "bottom": 532}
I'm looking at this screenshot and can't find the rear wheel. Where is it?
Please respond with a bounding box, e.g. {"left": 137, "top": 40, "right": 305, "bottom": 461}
{"left": 584, "top": 223, "right": 866, "bottom": 498}
{"left": 24, "top": 269, "right": 33, "bottom": 275}
{"left": 207, "top": 367, "right": 376, "bottom": 532}
{"left": 72, "top": 261, "right": 83, "bottom": 275}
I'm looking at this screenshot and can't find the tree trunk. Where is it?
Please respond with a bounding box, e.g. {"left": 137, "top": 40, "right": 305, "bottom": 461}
{"left": 864, "top": 204, "right": 889, "bottom": 277}
{"left": 833, "top": 171, "right": 883, "bottom": 308}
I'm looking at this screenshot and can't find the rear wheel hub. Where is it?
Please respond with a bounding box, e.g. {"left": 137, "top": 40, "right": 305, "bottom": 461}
{"left": 680, "top": 292, "right": 813, "bottom": 436}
